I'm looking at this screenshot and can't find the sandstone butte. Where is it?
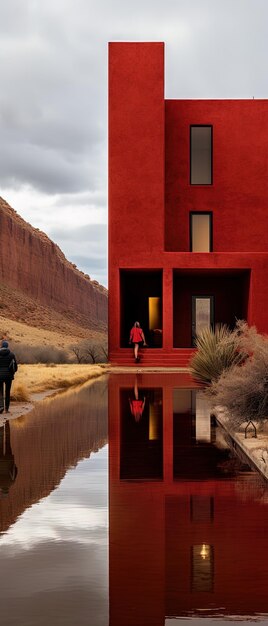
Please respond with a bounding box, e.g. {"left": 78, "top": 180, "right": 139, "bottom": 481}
{"left": 0, "top": 197, "right": 108, "bottom": 334}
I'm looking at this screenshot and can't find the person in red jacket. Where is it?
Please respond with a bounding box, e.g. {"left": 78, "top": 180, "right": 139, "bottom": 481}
{"left": 129, "top": 321, "right": 147, "bottom": 363}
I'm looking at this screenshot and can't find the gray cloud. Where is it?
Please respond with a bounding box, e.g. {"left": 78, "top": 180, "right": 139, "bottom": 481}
{"left": 0, "top": 0, "right": 107, "bottom": 194}
{"left": 50, "top": 223, "right": 107, "bottom": 244}
{"left": 69, "top": 255, "right": 107, "bottom": 286}
{"left": 48, "top": 223, "right": 107, "bottom": 284}
{"left": 0, "top": 143, "right": 98, "bottom": 193}
{"left": 53, "top": 191, "right": 107, "bottom": 208}
{"left": 0, "top": 0, "right": 268, "bottom": 286}
{"left": 71, "top": 255, "right": 107, "bottom": 271}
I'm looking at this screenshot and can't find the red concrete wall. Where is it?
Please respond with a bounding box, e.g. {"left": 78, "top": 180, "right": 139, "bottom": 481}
{"left": 109, "top": 42, "right": 165, "bottom": 261}
{"left": 108, "top": 42, "right": 268, "bottom": 359}
{"left": 108, "top": 42, "right": 165, "bottom": 352}
{"left": 165, "top": 99, "right": 268, "bottom": 253}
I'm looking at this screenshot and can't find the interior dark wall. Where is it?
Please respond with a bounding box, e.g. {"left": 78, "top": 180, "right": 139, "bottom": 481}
{"left": 120, "top": 270, "right": 162, "bottom": 347}
{"left": 173, "top": 271, "right": 250, "bottom": 348}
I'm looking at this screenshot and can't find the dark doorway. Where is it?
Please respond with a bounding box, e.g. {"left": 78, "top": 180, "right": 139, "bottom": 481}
{"left": 173, "top": 270, "right": 250, "bottom": 348}
{"left": 120, "top": 270, "right": 162, "bottom": 347}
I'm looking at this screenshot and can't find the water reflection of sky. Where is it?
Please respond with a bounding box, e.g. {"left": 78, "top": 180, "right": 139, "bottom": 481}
{"left": 0, "top": 445, "right": 108, "bottom": 626}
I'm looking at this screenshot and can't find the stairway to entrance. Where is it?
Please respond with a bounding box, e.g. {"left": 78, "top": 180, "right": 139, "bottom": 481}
{"left": 109, "top": 348, "right": 196, "bottom": 367}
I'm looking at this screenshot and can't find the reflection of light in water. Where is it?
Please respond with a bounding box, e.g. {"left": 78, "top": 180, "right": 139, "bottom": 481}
{"left": 200, "top": 543, "right": 210, "bottom": 560}
{"left": 149, "top": 403, "right": 161, "bottom": 440}
{"left": 195, "top": 391, "right": 211, "bottom": 443}
{"left": 192, "top": 544, "right": 214, "bottom": 592}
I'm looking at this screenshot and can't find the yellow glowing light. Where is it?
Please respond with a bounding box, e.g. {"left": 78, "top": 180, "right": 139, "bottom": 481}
{"left": 148, "top": 297, "right": 161, "bottom": 330}
{"left": 149, "top": 404, "right": 160, "bottom": 440}
{"left": 200, "top": 544, "right": 210, "bottom": 560}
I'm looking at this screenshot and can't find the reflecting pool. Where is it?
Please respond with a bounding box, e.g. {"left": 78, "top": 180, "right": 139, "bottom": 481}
{"left": 0, "top": 373, "right": 268, "bottom": 625}
{"left": 109, "top": 373, "right": 268, "bottom": 626}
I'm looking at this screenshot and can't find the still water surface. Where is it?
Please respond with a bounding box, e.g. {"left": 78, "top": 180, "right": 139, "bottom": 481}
{"left": 0, "top": 373, "right": 268, "bottom": 625}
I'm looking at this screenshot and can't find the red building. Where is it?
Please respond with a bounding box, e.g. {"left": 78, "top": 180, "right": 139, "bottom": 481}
{"left": 108, "top": 42, "right": 268, "bottom": 366}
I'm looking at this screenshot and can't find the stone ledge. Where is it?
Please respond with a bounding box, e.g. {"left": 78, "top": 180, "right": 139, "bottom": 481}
{"left": 214, "top": 406, "right": 268, "bottom": 481}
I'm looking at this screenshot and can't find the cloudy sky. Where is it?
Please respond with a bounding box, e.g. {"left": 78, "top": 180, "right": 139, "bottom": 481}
{"left": 0, "top": 0, "right": 267, "bottom": 287}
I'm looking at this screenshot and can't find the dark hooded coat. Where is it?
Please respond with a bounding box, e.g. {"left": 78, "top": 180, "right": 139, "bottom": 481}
{"left": 0, "top": 348, "right": 18, "bottom": 382}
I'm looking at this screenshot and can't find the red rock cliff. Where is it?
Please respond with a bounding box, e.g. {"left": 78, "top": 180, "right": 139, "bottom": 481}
{"left": 0, "top": 197, "right": 107, "bottom": 329}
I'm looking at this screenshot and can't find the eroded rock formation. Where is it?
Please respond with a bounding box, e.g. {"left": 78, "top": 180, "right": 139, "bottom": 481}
{"left": 0, "top": 197, "right": 107, "bottom": 330}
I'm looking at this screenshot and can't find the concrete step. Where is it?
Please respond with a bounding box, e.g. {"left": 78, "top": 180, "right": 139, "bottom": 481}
{"left": 109, "top": 349, "right": 196, "bottom": 367}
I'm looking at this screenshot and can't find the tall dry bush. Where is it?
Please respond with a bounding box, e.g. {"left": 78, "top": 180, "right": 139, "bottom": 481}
{"left": 189, "top": 324, "right": 246, "bottom": 383}
{"left": 209, "top": 322, "right": 268, "bottom": 428}
{"left": 70, "top": 341, "right": 108, "bottom": 364}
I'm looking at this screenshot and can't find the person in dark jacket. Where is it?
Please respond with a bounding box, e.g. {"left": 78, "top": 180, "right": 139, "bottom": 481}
{"left": 0, "top": 341, "right": 18, "bottom": 414}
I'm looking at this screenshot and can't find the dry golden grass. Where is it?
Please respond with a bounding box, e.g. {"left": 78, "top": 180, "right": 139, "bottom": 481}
{"left": 11, "top": 383, "right": 30, "bottom": 402}
{"left": 0, "top": 315, "right": 107, "bottom": 350}
{"left": 11, "top": 363, "right": 109, "bottom": 399}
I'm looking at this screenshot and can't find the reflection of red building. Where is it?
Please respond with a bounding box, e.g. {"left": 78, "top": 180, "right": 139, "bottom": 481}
{"left": 108, "top": 42, "right": 268, "bottom": 366}
{"left": 109, "top": 374, "right": 268, "bottom": 625}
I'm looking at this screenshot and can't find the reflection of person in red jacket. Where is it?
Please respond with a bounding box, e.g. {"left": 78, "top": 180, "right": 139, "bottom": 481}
{"left": 129, "top": 321, "right": 147, "bottom": 363}
{"left": 129, "top": 378, "right": 146, "bottom": 422}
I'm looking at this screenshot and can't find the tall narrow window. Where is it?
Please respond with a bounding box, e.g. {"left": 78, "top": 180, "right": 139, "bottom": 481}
{"left": 190, "top": 212, "right": 212, "bottom": 252}
{"left": 190, "top": 126, "right": 212, "bottom": 185}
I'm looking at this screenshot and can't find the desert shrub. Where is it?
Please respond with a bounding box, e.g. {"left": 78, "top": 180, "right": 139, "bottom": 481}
{"left": 189, "top": 324, "right": 246, "bottom": 384}
{"left": 209, "top": 323, "right": 268, "bottom": 428}
{"left": 221, "top": 319, "right": 267, "bottom": 356}
{"left": 10, "top": 343, "right": 70, "bottom": 364}
{"left": 70, "top": 341, "right": 108, "bottom": 364}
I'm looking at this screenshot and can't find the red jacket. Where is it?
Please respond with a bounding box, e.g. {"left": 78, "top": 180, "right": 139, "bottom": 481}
{"left": 130, "top": 326, "right": 144, "bottom": 343}
{"left": 129, "top": 399, "right": 144, "bottom": 421}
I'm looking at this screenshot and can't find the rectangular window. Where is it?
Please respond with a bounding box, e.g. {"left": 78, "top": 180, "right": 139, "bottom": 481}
{"left": 190, "top": 212, "right": 212, "bottom": 252}
{"left": 190, "top": 126, "right": 212, "bottom": 185}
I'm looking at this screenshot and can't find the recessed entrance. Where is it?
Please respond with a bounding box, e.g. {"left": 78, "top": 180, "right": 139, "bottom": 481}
{"left": 173, "top": 269, "right": 250, "bottom": 348}
{"left": 120, "top": 270, "right": 162, "bottom": 347}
